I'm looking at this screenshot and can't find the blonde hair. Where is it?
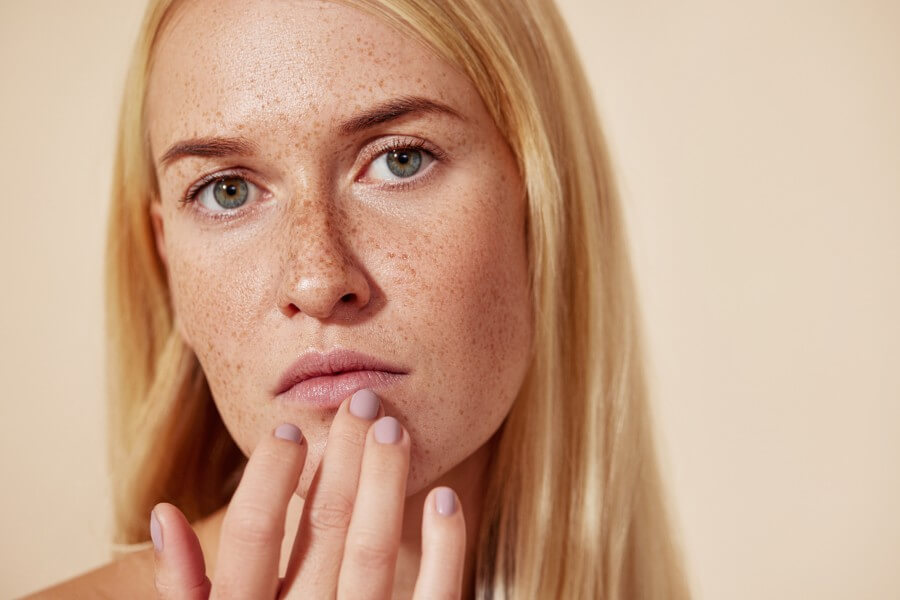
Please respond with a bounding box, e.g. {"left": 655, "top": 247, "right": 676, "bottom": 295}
{"left": 107, "top": 0, "right": 691, "bottom": 597}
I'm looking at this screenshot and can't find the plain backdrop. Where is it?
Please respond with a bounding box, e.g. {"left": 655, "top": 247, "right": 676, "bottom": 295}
{"left": 1, "top": 0, "right": 898, "bottom": 598}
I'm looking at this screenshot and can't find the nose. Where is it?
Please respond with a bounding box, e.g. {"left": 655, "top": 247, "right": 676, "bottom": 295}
{"left": 276, "top": 204, "right": 371, "bottom": 321}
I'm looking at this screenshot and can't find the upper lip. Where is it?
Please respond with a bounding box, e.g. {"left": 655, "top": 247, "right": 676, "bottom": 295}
{"left": 274, "top": 348, "right": 407, "bottom": 396}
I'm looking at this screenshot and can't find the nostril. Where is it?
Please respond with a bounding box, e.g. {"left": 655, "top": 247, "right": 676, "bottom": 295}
{"left": 340, "top": 293, "right": 356, "bottom": 303}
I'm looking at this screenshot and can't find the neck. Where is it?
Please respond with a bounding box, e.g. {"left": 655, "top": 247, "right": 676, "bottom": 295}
{"left": 195, "top": 436, "right": 497, "bottom": 599}
{"left": 394, "top": 436, "right": 495, "bottom": 599}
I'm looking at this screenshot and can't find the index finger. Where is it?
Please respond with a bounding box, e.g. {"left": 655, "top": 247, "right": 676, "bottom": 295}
{"left": 281, "top": 389, "right": 383, "bottom": 596}
{"left": 211, "top": 423, "right": 308, "bottom": 600}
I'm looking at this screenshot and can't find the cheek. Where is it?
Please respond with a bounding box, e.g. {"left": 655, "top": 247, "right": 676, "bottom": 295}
{"left": 394, "top": 171, "right": 533, "bottom": 489}
{"left": 167, "top": 236, "right": 260, "bottom": 352}
{"left": 164, "top": 224, "right": 275, "bottom": 444}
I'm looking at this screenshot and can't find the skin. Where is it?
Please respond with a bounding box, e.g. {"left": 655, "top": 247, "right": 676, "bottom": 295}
{"left": 28, "top": 0, "right": 532, "bottom": 597}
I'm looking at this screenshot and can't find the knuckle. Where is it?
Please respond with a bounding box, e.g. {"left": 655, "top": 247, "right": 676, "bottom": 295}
{"left": 345, "top": 530, "right": 397, "bottom": 571}
{"left": 365, "top": 456, "right": 407, "bottom": 483}
{"left": 153, "top": 573, "right": 177, "bottom": 595}
{"left": 223, "top": 504, "right": 284, "bottom": 547}
{"left": 334, "top": 425, "right": 367, "bottom": 451}
{"left": 306, "top": 490, "right": 355, "bottom": 534}
{"left": 252, "top": 444, "right": 299, "bottom": 471}
{"left": 184, "top": 576, "right": 212, "bottom": 596}
{"left": 155, "top": 574, "right": 211, "bottom": 597}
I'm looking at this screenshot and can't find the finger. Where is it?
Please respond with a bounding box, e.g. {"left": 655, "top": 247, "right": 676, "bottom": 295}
{"left": 211, "top": 423, "right": 307, "bottom": 599}
{"left": 281, "top": 389, "right": 383, "bottom": 597}
{"left": 412, "top": 487, "right": 466, "bottom": 600}
{"left": 337, "top": 415, "right": 410, "bottom": 599}
{"left": 151, "top": 502, "right": 211, "bottom": 600}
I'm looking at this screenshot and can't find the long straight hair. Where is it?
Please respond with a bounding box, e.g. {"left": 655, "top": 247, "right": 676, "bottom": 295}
{"left": 107, "top": 0, "right": 691, "bottom": 597}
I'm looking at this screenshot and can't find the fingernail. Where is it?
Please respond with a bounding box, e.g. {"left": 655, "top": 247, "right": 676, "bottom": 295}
{"left": 373, "top": 416, "right": 402, "bottom": 444}
{"left": 349, "top": 388, "right": 380, "bottom": 420}
{"left": 274, "top": 423, "right": 303, "bottom": 443}
{"left": 150, "top": 509, "right": 163, "bottom": 552}
{"left": 435, "top": 487, "right": 458, "bottom": 517}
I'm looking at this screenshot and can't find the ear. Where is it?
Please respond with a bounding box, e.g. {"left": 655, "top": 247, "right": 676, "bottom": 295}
{"left": 150, "top": 201, "right": 192, "bottom": 348}
{"left": 149, "top": 200, "right": 168, "bottom": 269}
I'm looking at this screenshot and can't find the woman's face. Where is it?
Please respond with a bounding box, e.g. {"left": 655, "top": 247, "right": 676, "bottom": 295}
{"left": 146, "top": 0, "right": 532, "bottom": 496}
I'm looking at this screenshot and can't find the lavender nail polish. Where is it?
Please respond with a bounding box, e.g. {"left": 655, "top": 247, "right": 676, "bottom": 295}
{"left": 274, "top": 423, "right": 303, "bottom": 443}
{"left": 373, "top": 416, "right": 402, "bottom": 444}
{"left": 349, "top": 388, "right": 380, "bottom": 420}
{"left": 435, "top": 487, "right": 458, "bottom": 516}
{"left": 150, "top": 510, "right": 163, "bottom": 552}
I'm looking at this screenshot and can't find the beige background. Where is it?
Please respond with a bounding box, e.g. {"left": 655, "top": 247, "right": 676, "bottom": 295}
{"left": 2, "top": 0, "right": 898, "bottom": 597}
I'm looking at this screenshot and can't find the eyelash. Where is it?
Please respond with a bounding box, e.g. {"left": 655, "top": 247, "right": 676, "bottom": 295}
{"left": 362, "top": 137, "right": 446, "bottom": 191}
{"left": 181, "top": 169, "right": 251, "bottom": 205}
{"left": 180, "top": 137, "right": 446, "bottom": 208}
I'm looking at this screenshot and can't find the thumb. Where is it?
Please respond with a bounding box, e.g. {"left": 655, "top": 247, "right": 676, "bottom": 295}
{"left": 150, "top": 502, "right": 212, "bottom": 599}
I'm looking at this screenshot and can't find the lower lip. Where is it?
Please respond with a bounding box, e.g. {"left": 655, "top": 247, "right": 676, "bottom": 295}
{"left": 277, "top": 370, "right": 405, "bottom": 409}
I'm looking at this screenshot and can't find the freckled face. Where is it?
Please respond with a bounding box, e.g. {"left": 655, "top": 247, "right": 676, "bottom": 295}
{"left": 145, "top": 0, "right": 532, "bottom": 496}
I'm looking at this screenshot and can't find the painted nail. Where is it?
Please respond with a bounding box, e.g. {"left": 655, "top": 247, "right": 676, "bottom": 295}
{"left": 373, "top": 416, "right": 402, "bottom": 444}
{"left": 150, "top": 509, "right": 163, "bottom": 552}
{"left": 349, "top": 388, "right": 380, "bottom": 420}
{"left": 435, "top": 487, "right": 458, "bottom": 517}
{"left": 274, "top": 423, "right": 303, "bottom": 443}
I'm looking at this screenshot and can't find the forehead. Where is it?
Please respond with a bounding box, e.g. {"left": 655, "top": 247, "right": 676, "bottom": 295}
{"left": 146, "top": 0, "right": 471, "bottom": 154}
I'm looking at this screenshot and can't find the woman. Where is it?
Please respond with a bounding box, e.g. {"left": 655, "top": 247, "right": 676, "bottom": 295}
{"left": 33, "top": 0, "right": 690, "bottom": 597}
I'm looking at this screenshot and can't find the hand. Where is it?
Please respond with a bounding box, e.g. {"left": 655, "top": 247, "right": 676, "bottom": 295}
{"left": 148, "top": 390, "right": 467, "bottom": 599}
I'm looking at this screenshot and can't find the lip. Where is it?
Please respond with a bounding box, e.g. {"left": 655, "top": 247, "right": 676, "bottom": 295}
{"left": 274, "top": 349, "right": 407, "bottom": 409}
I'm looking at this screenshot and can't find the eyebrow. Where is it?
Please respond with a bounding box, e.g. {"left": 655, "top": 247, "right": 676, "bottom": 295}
{"left": 159, "top": 137, "right": 258, "bottom": 169}
{"left": 158, "top": 95, "right": 464, "bottom": 169}
{"left": 338, "top": 95, "right": 463, "bottom": 136}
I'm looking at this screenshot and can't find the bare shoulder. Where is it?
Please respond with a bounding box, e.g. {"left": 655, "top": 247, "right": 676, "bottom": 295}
{"left": 23, "top": 548, "right": 156, "bottom": 600}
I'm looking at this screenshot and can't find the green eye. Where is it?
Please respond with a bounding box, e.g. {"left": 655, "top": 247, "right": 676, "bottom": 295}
{"left": 385, "top": 149, "right": 423, "bottom": 178}
{"left": 212, "top": 177, "right": 249, "bottom": 209}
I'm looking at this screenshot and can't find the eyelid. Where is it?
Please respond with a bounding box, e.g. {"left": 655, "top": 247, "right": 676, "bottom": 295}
{"left": 177, "top": 169, "right": 269, "bottom": 225}
{"left": 181, "top": 167, "right": 262, "bottom": 205}
{"left": 357, "top": 135, "right": 447, "bottom": 188}
{"left": 361, "top": 135, "right": 447, "bottom": 165}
